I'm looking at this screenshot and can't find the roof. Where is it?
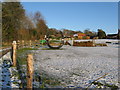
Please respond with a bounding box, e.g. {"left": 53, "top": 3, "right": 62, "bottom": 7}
{"left": 78, "top": 33, "right": 86, "bottom": 36}
{"left": 107, "top": 34, "right": 118, "bottom": 36}
{"left": 73, "top": 34, "right": 78, "bottom": 37}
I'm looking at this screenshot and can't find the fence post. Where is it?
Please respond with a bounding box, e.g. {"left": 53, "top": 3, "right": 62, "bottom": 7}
{"left": 92, "top": 39, "right": 95, "bottom": 47}
{"left": 17, "top": 40, "right": 20, "bottom": 49}
{"left": 12, "top": 41, "right": 17, "bottom": 67}
{"left": 29, "top": 40, "right": 32, "bottom": 47}
{"left": 22, "top": 40, "right": 24, "bottom": 47}
{"left": 27, "top": 54, "right": 33, "bottom": 89}
{"left": 72, "top": 38, "right": 74, "bottom": 46}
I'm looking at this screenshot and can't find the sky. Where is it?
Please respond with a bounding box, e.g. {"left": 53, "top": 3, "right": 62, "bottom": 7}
{"left": 1, "top": 0, "right": 119, "bottom": 2}
{"left": 118, "top": 2, "right": 120, "bottom": 29}
{"left": 21, "top": 2, "right": 118, "bottom": 34}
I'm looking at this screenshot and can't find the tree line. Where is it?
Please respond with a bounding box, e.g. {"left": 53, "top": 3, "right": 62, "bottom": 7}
{"left": 2, "top": 2, "right": 48, "bottom": 42}
{"left": 63, "top": 28, "right": 107, "bottom": 39}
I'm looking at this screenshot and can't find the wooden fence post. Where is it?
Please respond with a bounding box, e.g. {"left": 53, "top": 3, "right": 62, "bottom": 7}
{"left": 29, "top": 40, "right": 32, "bottom": 47}
{"left": 22, "top": 40, "right": 24, "bottom": 47}
{"left": 27, "top": 54, "right": 33, "bottom": 89}
{"left": 72, "top": 38, "right": 74, "bottom": 46}
{"left": 12, "top": 41, "right": 17, "bottom": 67}
{"left": 17, "top": 40, "right": 20, "bottom": 49}
{"left": 92, "top": 39, "right": 95, "bottom": 47}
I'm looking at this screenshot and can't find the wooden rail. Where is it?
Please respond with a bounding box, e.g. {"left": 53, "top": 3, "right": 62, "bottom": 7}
{"left": 0, "top": 48, "right": 11, "bottom": 58}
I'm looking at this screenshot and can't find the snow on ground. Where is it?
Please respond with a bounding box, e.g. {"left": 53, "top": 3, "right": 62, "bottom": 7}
{"left": 68, "top": 39, "right": 119, "bottom": 45}
{"left": 34, "top": 39, "right": 119, "bottom": 88}
{"left": 0, "top": 48, "right": 11, "bottom": 52}
{"left": 0, "top": 52, "right": 21, "bottom": 88}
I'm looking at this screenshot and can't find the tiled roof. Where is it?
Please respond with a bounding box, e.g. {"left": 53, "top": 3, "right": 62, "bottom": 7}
{"left": 78, "top": 33, "right": 86, "bottom": 36}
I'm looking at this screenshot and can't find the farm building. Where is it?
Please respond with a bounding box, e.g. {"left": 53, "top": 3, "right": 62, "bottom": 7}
{"left": 107, "top": 34, "right": 118, "bottom": 39}
{"left": 73, "top": 33, "right": 90, "bottom": 39}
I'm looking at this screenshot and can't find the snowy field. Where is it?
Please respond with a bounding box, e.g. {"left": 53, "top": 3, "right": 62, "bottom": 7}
{"left": 34, "top": 39, "right": 119, "bottom": 88}
{"left": 68, "top": 39, "right": 119, "bottom": 45}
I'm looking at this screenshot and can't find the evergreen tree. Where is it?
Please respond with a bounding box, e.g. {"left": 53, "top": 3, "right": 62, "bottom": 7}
{"left": 97, "top": 29, "right": 106, "bottom": 39}
{"left": 2, "top": 2, "right": 25, "bottom": 42}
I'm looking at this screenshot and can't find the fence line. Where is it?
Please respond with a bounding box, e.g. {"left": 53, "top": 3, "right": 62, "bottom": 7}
{"left": 11, "top": 40, "right": 35, "bottom": 89}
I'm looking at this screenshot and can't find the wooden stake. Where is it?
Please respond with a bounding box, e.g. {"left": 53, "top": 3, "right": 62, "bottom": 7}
{"left": 92, "top": 39, "right": 95, "bottom": 47}
{"left": 17, "top": 40, "right": 20, "bottom": 49}
{"left": 12, "top": 41, "right": 17, "bottom": 67}
{"left": 22, "top": 40, "right": 24, "bottom": 47}
{"left": 72, "top": 38, "right": 74, "bottom": 46}
{"left": 27, "top": 54, "right": 33, "bottom": 89}
{"left": 29, "top": 40, "right": 32, "bottom": 47}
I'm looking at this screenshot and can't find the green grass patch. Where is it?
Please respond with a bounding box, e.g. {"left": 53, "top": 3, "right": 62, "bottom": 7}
{"left": 42, "top": 75, "right": 61, "bottom": 87}
{"left": 35, "top": 72, "right": 63, "bottom": 88}
{"left": 1, "top": 44, "right": 11, "bottom": 49}
{"left": 17, "top": 56, "right": 27, "bottom": 65}
{"left": 16, "top": 48, "right": 38, "bottom": 88}
{"left": 92, "top": 81, "right": 118, "bottom": 89}
{"left": 17, "top": 48, "right": 38, "bottom": 54}
{"left": 42, "top": 48, "right": 64, "bottom": 50}
{"left": 49, "top": 40, "right": 61, "bottom": 43}
{"left": 17, "top": 48, "right": 38, "bottom": 65}
{"left": 95, "top": 43, "right": 107, "bottom": 46}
